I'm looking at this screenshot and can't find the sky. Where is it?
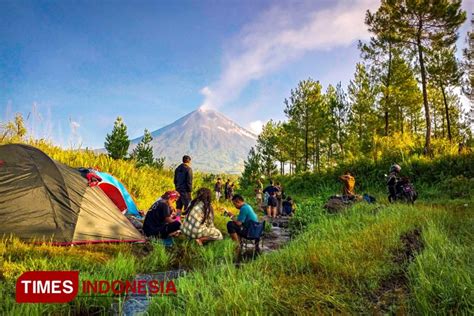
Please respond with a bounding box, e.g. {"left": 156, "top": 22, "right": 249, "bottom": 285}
{"left": 1, "top": 0, "right": 472, "bottom": 148}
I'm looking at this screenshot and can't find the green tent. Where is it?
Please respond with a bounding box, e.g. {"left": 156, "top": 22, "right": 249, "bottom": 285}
{"left": 0, "top": 144, "right": 144, "bottom": 244}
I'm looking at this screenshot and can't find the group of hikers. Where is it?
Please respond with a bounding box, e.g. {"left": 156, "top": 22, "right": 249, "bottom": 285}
{"left": 142, "top": 155, "right": 260, "bottom": 247}
{"left": 141, "top": 154, "right": 416, "bottom": 247}
{"left": 214, "top": 178, "right": 236, "bottom": 201}
{"left": 253, "top": 179, "right": 295, "bottom": 218}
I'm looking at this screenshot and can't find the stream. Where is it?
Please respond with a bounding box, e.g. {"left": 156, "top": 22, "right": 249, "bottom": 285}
{"left": 114, "top": 216, "right": 292, "bottom": 315}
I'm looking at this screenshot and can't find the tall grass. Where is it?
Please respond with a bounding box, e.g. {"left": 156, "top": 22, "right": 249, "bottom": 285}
{"left": 1, "top": 139, "right": 472, "bottom": 314}
{"left": 149, "top": 199, "right": 473, "bottom": 314}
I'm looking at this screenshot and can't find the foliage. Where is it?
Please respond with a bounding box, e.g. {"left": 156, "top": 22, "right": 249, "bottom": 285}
{"left": 240, "top": 147, "right": 262, "bottom": 189}
{"left": 366, "top": 0, "right": 466, "bottom": 153}
{"left": 0, "top": 113, "right": 27, "bottom": 143}
{"left": 104, "top": 116, "right": 131, "bottom": 160}
{"left": 131, "top": 128, "right": 154, "bottom": 167}
{"left": 438, "top": 175, "right": 474, "bottom": 198}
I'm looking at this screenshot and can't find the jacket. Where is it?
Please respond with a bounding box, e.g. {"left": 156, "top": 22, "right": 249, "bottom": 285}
{"left": 174, "top": 163, "right": 193, "bottom": 192}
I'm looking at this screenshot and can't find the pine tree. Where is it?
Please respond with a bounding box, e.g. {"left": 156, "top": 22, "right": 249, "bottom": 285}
{"left": 240, "top": 147, "right": 262, "bottom": 189}
{"left": 104, "top": 116, "right": 130, "bottom": 160}
{"left": 348, "top": 63, "right": 377, "bottom": 155}
{"left": 257, "top": 121, "right": 279, "bottom": 177}
{"left": 284, "top": 79, "right": 323, "bottom": 171}
{"left": 427, "top": 47, "right": 462, "bottom": 141}
{"left": 462, "top": 14, "right": 474, "bottom": 132}
{"left": 326, "top": 83, "right": 349, "bottom": 160}
{"left": 131, "top": 128, "right": 154, "bottom": 167}
{"left": 389, "top": 53, "right": 423, "bottom": 134}
{"left": 367, "top": 0, "right": 466, "bottom": 154}
{"left": 363, "top": 4, "right": 399, "bottom": 136}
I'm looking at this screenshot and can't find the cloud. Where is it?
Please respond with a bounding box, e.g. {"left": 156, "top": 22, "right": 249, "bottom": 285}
{"left": 200, "top": 0, "right": 378, "bottom": 110}
{"left": 248, "top": 120, "right": 264, "bottom": 135}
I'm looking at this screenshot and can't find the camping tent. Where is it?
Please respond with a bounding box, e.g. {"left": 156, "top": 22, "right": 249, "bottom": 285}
{"left": 94, "top": 171, "right": 141, "bottom": 217}
{"left": 0, "top": 144, "right": 145, "bottom": 244}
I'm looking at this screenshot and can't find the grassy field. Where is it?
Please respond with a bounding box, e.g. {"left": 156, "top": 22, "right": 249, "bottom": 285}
{"left": 0, "top": 140, "right": 472, "bottom": 315}
{"left": 1, "top": 192, "right": 472, "bottom": 315}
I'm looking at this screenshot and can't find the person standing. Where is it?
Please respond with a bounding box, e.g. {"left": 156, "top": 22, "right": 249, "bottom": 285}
{"left": 224, "top": 179, "right": 231, "bottom": 200}
{"left": 227, "top": 182, "right": 235, "bottom": 201}
{"left": 214, "top": 177, "right": 223, "bottom": 201}
{"left": 263, "top": 180, "right": 279, "bottom": 219}
{"left": 255, "top": 179, "right": 263, "bottom": 210}
{"left": 387, "top": 164, "right": 401, "bottom": 203}
{"left": 275, "top": 182, "right": 283, "bottom": 215}
{"left": 174, "top": 155, "right": 193, "bottom": 213}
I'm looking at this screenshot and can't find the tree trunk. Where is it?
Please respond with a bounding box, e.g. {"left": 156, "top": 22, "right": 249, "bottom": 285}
{"left": 417, "top": 22, "right": 431, "bottom": 155}
{"left": 316, "top": 137, "right": 320, "bottom": 173}
{"left": 440, "top": 84, "right": 452, "bottom": 141}
{"left": 384, "top": 44, "right": 392, "bottom": 136}
{"left": 400, "top": 108, "right": 404, "bottom": 134}
{"left": 304, "top": 120, "right": 309, "bottom": 172}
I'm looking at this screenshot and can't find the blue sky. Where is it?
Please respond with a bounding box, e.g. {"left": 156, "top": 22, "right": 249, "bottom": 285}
{"left": 1, "top": 0, "right": 472, "bottom": 148}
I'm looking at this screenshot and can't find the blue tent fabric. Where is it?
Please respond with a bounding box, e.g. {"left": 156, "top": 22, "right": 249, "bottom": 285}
{"left": 95, "top": 171, "right": 141, "bottom": 217}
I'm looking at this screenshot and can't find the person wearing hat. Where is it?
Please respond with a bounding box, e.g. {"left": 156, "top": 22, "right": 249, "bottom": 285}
{"left": 143, "top": 191, "right": 181, "bottom": 239}
{"left": 387, "top": 164, "right": 401, "bottom": 202}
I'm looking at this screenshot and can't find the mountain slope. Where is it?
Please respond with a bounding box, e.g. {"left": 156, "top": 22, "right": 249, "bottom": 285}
{"left": 131, "top": 108, "right": 257, "bottom": 173}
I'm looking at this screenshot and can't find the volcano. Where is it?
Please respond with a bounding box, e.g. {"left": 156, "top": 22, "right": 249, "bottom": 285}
{"left": 130, "top": 108, "right": 257, "bottom": 173}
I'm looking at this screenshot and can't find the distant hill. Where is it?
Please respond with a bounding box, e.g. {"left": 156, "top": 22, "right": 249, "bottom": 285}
{"left": 130, "top": 108, "right": 257, "bottom": 173}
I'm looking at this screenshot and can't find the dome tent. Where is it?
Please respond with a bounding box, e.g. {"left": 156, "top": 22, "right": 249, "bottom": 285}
{"left": 0, "top": 144, "right": 144, "bottom": 244}
{"left": 95, "top": 171, "right": 141, "bottom": 217}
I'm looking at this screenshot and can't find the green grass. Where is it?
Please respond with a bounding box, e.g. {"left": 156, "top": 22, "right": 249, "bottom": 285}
{"left": 0, "top": 140, "right": 472, "bottom": 314}
{"left": 1, "top": 193, "right": 472, "bottom": 315}
{"left": 147, "top": 196, "right": 473, "bottom": 315}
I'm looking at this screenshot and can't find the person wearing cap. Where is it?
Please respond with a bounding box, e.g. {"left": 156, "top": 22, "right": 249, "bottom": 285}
{"left": 143, "top": 191, "right": 181, "bottom": 239}
{"left": 174, "top": 155, "right": 193, "bottom": 213}
{"left": 387, "top": 164, "right": 401, "bottom": 202}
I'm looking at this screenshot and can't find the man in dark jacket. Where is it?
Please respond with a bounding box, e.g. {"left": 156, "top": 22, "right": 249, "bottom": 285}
{"left": 174, "top": 155, "right": 193, "bottom": 212}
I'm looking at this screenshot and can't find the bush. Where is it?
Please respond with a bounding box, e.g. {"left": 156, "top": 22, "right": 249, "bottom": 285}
{"left": 438, "top": 176, "right": 474, "bottom": 198}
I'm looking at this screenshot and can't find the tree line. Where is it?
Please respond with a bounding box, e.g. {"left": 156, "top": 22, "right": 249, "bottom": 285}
{"left": 105, "top": 116, "right": 165, "bottom": 169}
{"left": 242, "top": 0, "right": 472, "bottom": 183}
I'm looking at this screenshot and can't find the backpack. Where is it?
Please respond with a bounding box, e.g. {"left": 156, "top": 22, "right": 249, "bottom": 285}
{"left": 245, "top": 220, "right": 265, "bottom": 240}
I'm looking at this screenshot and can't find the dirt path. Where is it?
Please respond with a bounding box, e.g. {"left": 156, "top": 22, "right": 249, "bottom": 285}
{"left": 370, "top": 228, "right": 424, "bottom": 313}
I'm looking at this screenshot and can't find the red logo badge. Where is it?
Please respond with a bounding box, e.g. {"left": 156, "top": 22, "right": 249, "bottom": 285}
{"left": 16, "top": 271, "right": 79, "bottom": 303}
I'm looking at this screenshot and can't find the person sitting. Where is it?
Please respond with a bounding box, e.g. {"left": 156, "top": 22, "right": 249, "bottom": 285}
{"left": 182, "top": 188, "right": 223, "bottom": 245}
{"left": 255, "top": 179, "right": 263, "bottom": 209}
{"left": 143, "top": 191, "right": 181, "bottom": 239}
{"left": 339, "top": 170, "right": 355, "bottom": 199}
{"left": 263, "top": 180, "right": 279, "bottom": 218}
{"left": 282, "top": 196, "right": 295, "bottom": 216}
{"left": 226, "top": 194, "right": 259, "bottom": 245}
